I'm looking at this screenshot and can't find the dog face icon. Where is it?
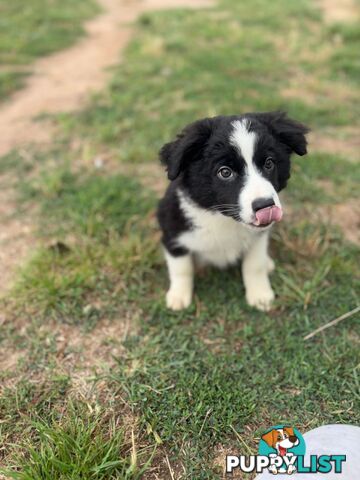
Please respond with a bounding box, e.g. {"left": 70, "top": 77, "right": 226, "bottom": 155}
{"left": 261, "top": 426, "right": 299, "bottom": 456}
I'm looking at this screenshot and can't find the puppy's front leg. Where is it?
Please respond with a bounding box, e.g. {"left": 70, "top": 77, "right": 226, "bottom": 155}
{"left": 164, "top": 250, "right": 194, "bottom": 310}
{"left": 242, "top": 233, "right": 274, "bottom": 311}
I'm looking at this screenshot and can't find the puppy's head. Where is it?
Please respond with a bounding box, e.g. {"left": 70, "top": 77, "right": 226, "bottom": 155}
{"left": 160, "top": 112, "right": 309, "bottom": 229}
{"left": 262, "top": 426, "right": 299, "bottom": 451}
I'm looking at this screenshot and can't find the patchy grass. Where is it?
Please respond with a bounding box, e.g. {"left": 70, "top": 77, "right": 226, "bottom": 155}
{"left": 1, "top": 0, "right": 359, "bottom": 477}
{"left": 58, "top": 0, "right": 359, "bottom": 153}
{"left": 0, "top": 0, "right": 99, "bottom": 99}
{"left": 21, "top": 170, "right": 156, "bottom": 239}
{"left": 288, "top": 151, "right": 360, "bottom": 204}
{"left": 327, "top": 22, "right": 360, "bottom": 83}
{"left": 11, "top": 169, "right": 158, "bottom": 324}
{"left": 107, "top": 218, "right": 359, "bottom": 476}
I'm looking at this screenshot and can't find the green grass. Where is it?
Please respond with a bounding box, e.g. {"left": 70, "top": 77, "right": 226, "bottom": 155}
{"left": 12, "top": 169, "right": 157, "bottom": 323}
{"left": 1, "top": 0, "right": 359, "bottom": 477}
{"left": 0, "top": 70, "right": 29, "bottom": 99}
{"left": 0, "top": 0, "right": 99, "bottom": 99}
{"left": 21, "top": 170, "right": 156, "bottom": 239}
{"left": 1, "top": 401, "right": 153, "bottom": 480}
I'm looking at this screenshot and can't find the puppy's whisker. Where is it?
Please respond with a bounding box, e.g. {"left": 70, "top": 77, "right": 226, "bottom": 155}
{"left": 208, "top": 204, "right": 238, "bottom": 208}
{"left": 210, "top": 207, "right": 239, "bottom": 213}
{"left": 208, "top": 206, "right": 239, "bottom": 213}
{"left": 209, "top": 205, "right": 239, "bottom": 210}
{"left": 213, "top": 209, "right": 239, "bottom": 213}
{"left": 208, "top": 204, "right": 239, "bottom": 210}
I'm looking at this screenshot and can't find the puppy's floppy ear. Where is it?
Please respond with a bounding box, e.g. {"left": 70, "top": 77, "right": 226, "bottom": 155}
{"left": 256, "top": 111, "right": 309, "bottom": 156}
{"left": 159, "top": 118, "right": 213, "bottom": 180}
{"left": 261, "top": 429, "right": 277, "bottom": 448}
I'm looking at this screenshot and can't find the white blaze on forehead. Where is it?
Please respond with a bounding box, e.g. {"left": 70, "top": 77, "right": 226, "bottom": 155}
{"left": 229, "top": 118, "right": 281, "bottom": 225}
{"left": 229, "top": 119, "right": 257, "bottom": 166}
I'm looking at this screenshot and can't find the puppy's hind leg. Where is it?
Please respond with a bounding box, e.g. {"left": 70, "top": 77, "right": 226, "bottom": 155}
{"left": 164, "top": 249, "right": 194, "bottom": 311}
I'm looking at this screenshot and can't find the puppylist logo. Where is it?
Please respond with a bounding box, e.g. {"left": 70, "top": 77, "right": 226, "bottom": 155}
{"left": 226, "top": 424, "right": 346, "bottom": 475}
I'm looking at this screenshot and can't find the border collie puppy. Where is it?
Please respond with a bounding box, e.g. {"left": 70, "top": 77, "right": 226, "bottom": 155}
{"left": 157, "top": 112, "right": 309, "bottom": 311}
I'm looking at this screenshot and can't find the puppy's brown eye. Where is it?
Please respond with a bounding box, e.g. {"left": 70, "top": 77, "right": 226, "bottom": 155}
{"left": 217, "top": 166, "right": 233, "bottom": 180}
{"left": 264, "top": 157, "right": 274, "bottom": 171}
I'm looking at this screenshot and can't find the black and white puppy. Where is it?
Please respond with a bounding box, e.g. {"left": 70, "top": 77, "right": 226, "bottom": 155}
{"left": 157, "top": 112, "right": 309, "bottom": 311}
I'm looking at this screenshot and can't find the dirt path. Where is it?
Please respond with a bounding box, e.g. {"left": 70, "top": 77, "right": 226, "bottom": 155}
{"left": 0, "top": 0, "right": 213, "bottom": 157}
{"left": 0, "top": 0, "right": 213, "bottom": 295}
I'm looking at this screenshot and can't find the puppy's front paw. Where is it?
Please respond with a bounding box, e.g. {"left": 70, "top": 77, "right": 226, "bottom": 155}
{"left": 287, "top": 465, "right": 296, "bottom": 474}
{"left": 246, "top": 287, "right": 275, "bottom": 311}
{"left": 269, "top": 464, "right": 278, "bottom": 475}
{"left": 166, "top": 288, "right": 192, "bottom": 311}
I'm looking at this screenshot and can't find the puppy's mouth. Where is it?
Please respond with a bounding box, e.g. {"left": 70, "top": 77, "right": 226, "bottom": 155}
{"left": 278, "top": 445, "right": 287, "bottom": 456}
{"left": 252, "top": 205, "right": 283, "bottom": 227}
{"left": 224, "top": 205, "right": 283, "bottom": 229}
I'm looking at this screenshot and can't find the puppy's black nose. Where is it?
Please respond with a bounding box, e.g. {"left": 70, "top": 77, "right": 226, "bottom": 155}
{"left": 289, "top": 435, "right": 297, "bottom": 443}
{"left": 252, "top": 197, "right": 275, "bottom": 212}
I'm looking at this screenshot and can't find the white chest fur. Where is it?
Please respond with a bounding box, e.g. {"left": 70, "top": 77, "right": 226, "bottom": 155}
{"left": 176, "top": 191, "right": 257, "bottom": 268}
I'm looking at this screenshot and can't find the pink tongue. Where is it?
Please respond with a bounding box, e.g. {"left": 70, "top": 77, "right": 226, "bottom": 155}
{"left": 255, "top": 206, "right": 283, "bottom": 226}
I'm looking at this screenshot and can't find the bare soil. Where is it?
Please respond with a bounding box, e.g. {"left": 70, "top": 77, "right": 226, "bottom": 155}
{"left": 308, "top": 129, "right": 360, "bottom": 162}
{"left": 318, "top": 0, "right": 359, "bottom": 23}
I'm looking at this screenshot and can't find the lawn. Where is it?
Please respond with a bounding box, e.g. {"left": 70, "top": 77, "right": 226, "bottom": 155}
{"left": 0, "top": 0, "right": 359, "bottom": 478}
{"left": 0, "top": 0, "right": 98, "bottom": 100}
